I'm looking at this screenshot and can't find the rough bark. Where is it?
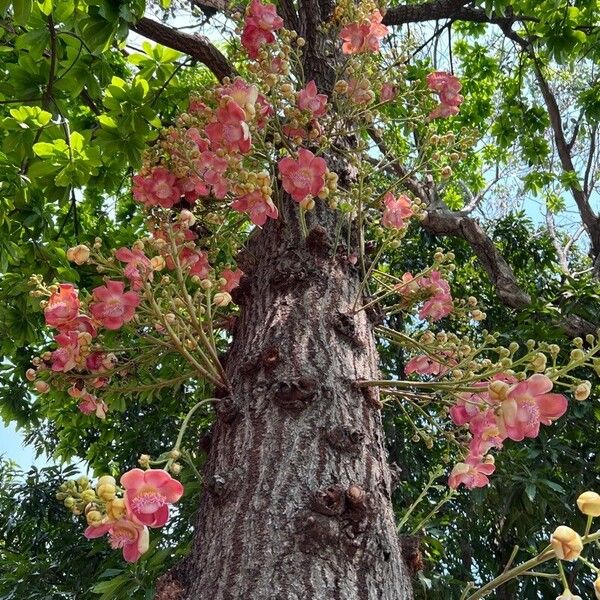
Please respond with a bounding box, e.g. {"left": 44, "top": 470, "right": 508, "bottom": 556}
{"left": 174, "top": 198, "right": 413, "bottom": 599}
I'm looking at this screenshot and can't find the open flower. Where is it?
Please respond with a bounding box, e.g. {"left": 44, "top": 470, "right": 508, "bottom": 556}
{"left": 232, "top": 190, "right": 279, "bottom": 225}
{"left": 115, "top": 247, "right": 152, "bottom": 291}
{"left": 121, "top": 468, "right": 184, "bottom": 528}
{"left": 382, "top": 192, "right": 413, "bottom": 229}
{"left": 220, "top": 268, "right": 244, "bottom": 293}
{"left": 89, "top": 280, "right": 141, "bottom": 330}
{"left": 133, "top": 167, "right": 181, "bottom": 208}
{"left": 297, "top": 80, "right": 328, "bottom": 117}
{"left": 241, "top": 0, "right": 283, "bottom": 59}
{"left": 448, "top": 455, "right": 495, "bottom": 489}
{"left": 44, "top": 284, "right": 80, "bottom": 328}
{"left": 205, "top": 99, "right": 251, "bottom": 154}
{"left": 498, "top": 374, "right": 568, "bottom": 441}
{"left": 85, "top": 518, "right": 149, "bottom": 563}
{"left": 278, "top": 148, "right": 327, "bottom": 203}
{"left": 340, "top": 11, "right": 388, "bottom": 54}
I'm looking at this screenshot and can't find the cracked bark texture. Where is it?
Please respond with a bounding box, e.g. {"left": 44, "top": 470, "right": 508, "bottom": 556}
{"left": 176, "top": 198, "right": 413, "bottom": 599}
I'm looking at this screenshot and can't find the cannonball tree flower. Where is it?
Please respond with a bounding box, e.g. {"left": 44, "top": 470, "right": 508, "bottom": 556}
{"left": 382, "top": 192, "right": 413, "bottom": 229}
{"left": 205, "top": 99, "right": 251, "bottom": 154}
{"left": 247, "top": 0, "right": 283, "bottom": 32}
{"left": 297, "top": 80, "right": 328, "bottom": 118}
{"left": 232, "top": 190, "right": 279, "bottom": 226}
{"left": 380, "top": 83, "right": 396, "bottom": 102}
{"left": 405, "top": 354, "right": 448, "bottom": 377}
{"left": 89, "top": 280, "right": 141, "bottom": 330}
{"left": 44, "top": 284, "right": 80, "bottom": 328}
{"left": 497, "top": 374, "right": 568, "bottom": 442}
{"left": 78, "top": 392, "right": 108, "bottom": 419}
{"left": 194, "top": 151, "right": 229, "bottom": 199}
{"left": 217, "top": 78, "right": 260, "bottom": 119}
{"left": 115, "top": 247, "right": 152, "bottom": 291}
{"left": 278, "top": 148, "right": 328, "bottom": 203}
{"left": 339, "top": 11, "right": 388, "bottom": 54}
{"left": 419, "top": 292, "right": 453, "bottom": 321}
{"left": 132, "top": 167, "right": 182, "bottom": 208}
{"left": 172, "top": 248, "right": 211, "bottom": 279}
{"left": 220, "top": 268, "right": 244, "bottom": 293}
{"left": 550, "top": 526, "right": 583, "bottom": 561}
{"left": 120, "top": 468, "right": 184, "bottom": 528}
{"left": 84, "top": 518, "right": 149, "bottom": 563}
{"left": 241, "top": 23, "right": 275, "bottom": 60}
{"left": 448, "top": 455, "right": 495, "bottom": 490}
{"left": 51, "top": 331, "right": 92, "bottom": 372}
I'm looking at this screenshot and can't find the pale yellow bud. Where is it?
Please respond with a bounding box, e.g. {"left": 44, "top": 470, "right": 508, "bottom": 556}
{"left": 594, "top": 576, "right": 600, "bottom": 600}
{"left": 81, "top": 489, "right": 96, "bottom": 503}
{"left": 106, "top": 498, "right": 127, "bottom": 520}
{"left": 86, "top": 510, "right": 103, "bottom": 526}
{"left": 25, "top": 368, "right": 36, "bottom": 381}
{"left": 151, "top": 255, "right": 165, "bottom": 271}
{"left": 550, "top": 526, "right": 583, "bottom": 561}
{"left": 213, "top": 292, "right": 232, "bottom": 307}
{"left": 577, "top": 491, "right": 600, "bottom": 517}
{"left": 574, "top": 381, "right": 591, "bottom": 401}
{"left": 570, "top": 349, "right": 585, "bottom": 362}
{"left": 138, "top": 454, "right": 151, "bottom": 467}
{"left": 96, "top": 483, "right": 116, "bottom": 502}
{"left": 488, "top": 380, "right": 510, "bottom": 402}
{"left": 531, "top": 353, "right": 547, "bottom": 372}
{"left": 472, "top": 310, "right": 485, "bottom": 321}
{"left": 67, "top": 244, "right": 91, "bottom": 265}
{"left": 179, "top": 209, "right": 196, "bottom": 227}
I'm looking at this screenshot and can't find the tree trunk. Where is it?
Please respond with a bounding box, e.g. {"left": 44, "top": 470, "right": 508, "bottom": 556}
{"left": 156, "top": 195, "right": 413, "bottom": 598}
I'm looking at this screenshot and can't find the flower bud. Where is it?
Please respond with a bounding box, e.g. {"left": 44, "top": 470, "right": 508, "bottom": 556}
{"left": 64, "top": 497, "right": 75, "bottom": 509}
{"left": 570, "top": 349, "right": 585, "bottom": 362}
{"left": 530, "top": 353, "right": 547, "bottom": 372}
{"left": 594, "top": 577, "right": 600, "bottom": 600}
{"left": 179, "top": 209, "right": 196, "bottom": 227}
{"left": 81, "top": 489, "right": 96, "bottom": 503}
{"left": 34, "top": 380, "right": 50, "bottom": 393}
{"left": 106, "top": 498, "right": 127, "bottom": 520}
{"left": 138, "top": 454, "right": 151, "bottom": 468}
{"left": 489, "top": 380, "right": 510, "bottom": 402}
{"left": 67, "top": 244, "right": 91, "bottom": 265}
{"left": 574, "top": 381, "right": 591, "bottom": 401}
{"left": 213, "top": 292, "right": 232, "bottom": 307}
{"left": 550, "top": 526, "right": 583, "bottom": 561}
{"left": 577, "top": 491, "right": 600, "bottom": 517}
{"left": 170, "top": 462, "right": 182, "bottom": 475}
{"left": 86, "top": 510, "right": 103, "bottom": 526}
{"left": 151, "top": 256, "right": 166, "bottom": 271}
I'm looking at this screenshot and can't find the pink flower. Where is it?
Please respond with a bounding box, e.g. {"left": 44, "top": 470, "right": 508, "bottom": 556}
{"left": 220, "top": 268, "right": 244, "bottom": 293}
{"left": 419, "top": 293, "right": 453, "bottom": 320}
{"left": 121, "top": 468, "right": 184, "bottom": 528}
{"left": 193, "top": 151, "right": 229, "bottom": 199}
{"left": 498, "top": 374, "right": 568, "bottom": 441}
{"left": 241, "top": 1, "right": 283, "bottom": 59}
{"left": 133, "top": 167, "right": 181, "bottom": 208}
{"left": 448, "top": 456, "right": 495, "bottom": 490}
{"left": 44, "top": 284, "right": 80, "bottom": 328}
{"left": 241, "top": 23, "right": 275, "bottom": 59}
{"left": 297, "top": 80, "right": 328, "bottom": 117}
{"left": 84, "top": 518, "right": 149, "bottom": 563}
{"left": 78, "top": 392, "right": 108, "bottom": 419}
{"left": 405, "top": 354, "right": 447, "bottom": 376}
{"left": 340, "top": 11, "right": 388, "bottom": 54}
{"left": 59, "top": 315, "right": 97, "bottom": 337}
{"left": 347, "top": 78, "right": 373, "bottom": 105}
{"left": 217, "top": 78, "right": 260, "bottom": 119}
{"left": 426, "top": 71, "right": 464, "bottom": 120}
{"left": 382, "top": 192, "right": 413, "bottom": 229}
{"left": 232, "top": 190, "right": 279, "bottom": 225}
{"left": 394, "top": 272, "right": 420, "bottom": 297}
{"left": 89, "top": 280, "right": 141, "bottom": 330}
{"left": 278, "top": 148, "right": 328, "bottom": 203}
{"left": 51, "top": 331, "right": 91, "bottom": 372}
{"left": 205, "top": 99, "right": 251, "bottom": 154}
{"left": 115, "top": 247, "right": 152, "bottom": 291}
{"left": 428, "top": 104, "right": 460, "bottom": 120}
{"left": 381, "top": 83, "right": 396, "bottom": 102}
{"left": 422, "top": 271, "right": 451, "bottom": 296}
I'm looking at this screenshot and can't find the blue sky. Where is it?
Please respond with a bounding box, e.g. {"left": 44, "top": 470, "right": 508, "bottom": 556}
{"left": 0, "top": 422, "right": 44, "bottom": 467}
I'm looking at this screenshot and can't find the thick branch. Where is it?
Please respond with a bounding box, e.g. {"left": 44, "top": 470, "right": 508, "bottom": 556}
{"left": 532, "top": 61, "right": 600, "bottom": 263}
{"left": 131, "top": 17, "right": 235, "bottom": 81}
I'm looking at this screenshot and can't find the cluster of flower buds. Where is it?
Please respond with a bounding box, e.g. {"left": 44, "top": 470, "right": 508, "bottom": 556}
{"left": 58, "top": 467, "right": 183, "bottom": 562}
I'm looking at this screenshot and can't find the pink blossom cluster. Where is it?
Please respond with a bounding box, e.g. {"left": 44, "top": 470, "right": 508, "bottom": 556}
{"left": 241, "top": 0, "right": 283, "bottom": 59}
{"left": 395, "top": 270, "right": 454, "bottom": 321}
{"left": 133, "top": 76, "right": 279, "bottom": 227}
{"left": 279, "top": 148, "right": 328, "bottom": 203}
{"left": 35, "top": 276, "right": 141, "bottom": 418}
{"left": 340, "top": 11, "right": 389, "bottom": 54}
{"left": 426, "top": 71, "right": 464, "bottom": 119}
{"left": 85, "top": 469, "right": 183, "bottom": 562}
{"left": 448, "top": 374, "right": 568, "bottom": 489}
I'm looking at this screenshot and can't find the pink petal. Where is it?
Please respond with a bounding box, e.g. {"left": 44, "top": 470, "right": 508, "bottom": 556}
{"left": 538, "top": 393, "right": 568, "bottom": 423}
{"left": 120, "top": 468, "right": 146, "bottom": 490}
{"left": 144, "top": 468, "right": 173, "bottom": 489}
{"left": 527, "top": 374, "right": 554, "bottom": 396}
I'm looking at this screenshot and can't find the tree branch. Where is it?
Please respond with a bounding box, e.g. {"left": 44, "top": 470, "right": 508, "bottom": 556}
{"left": 131, "top": 17, "right": 235, "bottom": 82}
{"left": 531, "top": 59, "right": 600, "bottom": 266}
